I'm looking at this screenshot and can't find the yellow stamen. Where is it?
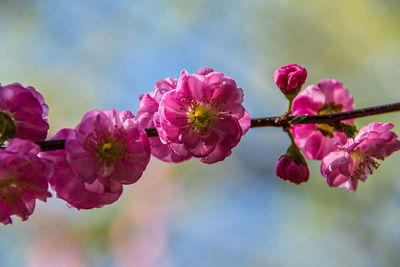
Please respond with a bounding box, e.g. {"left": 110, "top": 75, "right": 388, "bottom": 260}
{"left": 317, "top": 102, "right": 343, "bottom": 136}
{"left": 189, "top": 105, "right": 214, "bottom": 131}
{"left": 0, "top": 112, "right": 16, "bottom": 145}
{"left": 96, "top": 137, "right": 126, "bottom": 162}
{"left": 102, "top": 143, "right": 113, "bottom": 152}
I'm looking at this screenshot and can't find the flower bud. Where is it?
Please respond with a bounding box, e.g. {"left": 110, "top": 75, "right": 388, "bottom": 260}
{"left": 275, "top": 144, "right": 309, "bottom": 184}
{"left": 274, "top": 64, "right": 307, "bottom": 99}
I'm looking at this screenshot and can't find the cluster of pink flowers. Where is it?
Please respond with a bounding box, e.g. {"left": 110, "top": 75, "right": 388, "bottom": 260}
{"left": 0, "top": 68, "right": 251, "bottom": 224}
{"left": 0, "top": 83, "right": 51, "bottom": 224}
{"left": 1, "top": 65, "right": 399, "bottom": 224}
{"left": 274, "top": 64, "right": 400, "bottom": 192}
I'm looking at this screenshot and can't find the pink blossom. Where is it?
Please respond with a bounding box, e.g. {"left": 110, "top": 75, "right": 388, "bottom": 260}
{"left": 0, "top": 138, "right": 52, "bottom": 224}
{"left": 157, "top": 69, "right": 251, "bottom": 163}
{"left": 0, "top": 83, "right": 49, "bottom": 142}
{"left": 137, "top": 77, "right": 191, "bottom": 162}
{"left": 291, "top": 79, "right": 354, "bottom": 160}
{"left": 65, "top": 109, "right": 150, "bottom": 186}
{"left": 276, "top": 155, "right": 309, "bottom": 185}
{"left": 274, "top": 64, "right": 307, "bottom": 96}
{"left": 321, "top": 123, "right": 400, "bottom": 192}
{"left": 41, "top": 128, "right": 123, "bottom": 209}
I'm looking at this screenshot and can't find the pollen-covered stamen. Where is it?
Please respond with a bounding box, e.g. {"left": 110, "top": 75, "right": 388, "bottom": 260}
{"left": 0, "top": 112, "right": 16, "bottom": 145}
{"left": 0, "top": 178, "right": 32, "bottom": 206}
{"left": 316, "top": 102, "right": 344, "bottom": 136}
{"left": 316, "top": 124, "right": 335, "bottom": 137}
{"left": 96, "top": 136, "right": 127, "bottom": 162}
{"left": 188, "top": 105, "right": 215, "bottom": 131}
{"left": 351, "top": 149, "right": 380, "bottom": 180}
{"left": 318, "top": 102, "right": 343, "bottom": 115}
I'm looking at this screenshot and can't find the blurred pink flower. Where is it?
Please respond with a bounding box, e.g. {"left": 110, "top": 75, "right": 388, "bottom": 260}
{"left": 291, "top": 79, "right": 354, "bottom": 160}
{"left": 321, "top": 123, "right": 400, "bottom": 192}
{"left": 111, "top": 162, "right": 178, "bottom": 267}
{"left": 65, "top": 109, "right": 150, "bottom": 186}
{"left": 137, "top": 77, "right": 191, "bottom": 162}
{"left": 41, "top": 128, "right": 122, "bottom": 209}
{"left": 28, "top": 235, "right": 88, "bottom": 267}
{"left": 0, "top": 138, "right": 52, "bottom": 224}
{"left": 274, "top": 64, "right": 307, "bottom": 96}
{"left": 157, "top": 69, "right": 251, "bottom": 163}
{"left": 0, "top": 83, "right": 49, "bottom": 142}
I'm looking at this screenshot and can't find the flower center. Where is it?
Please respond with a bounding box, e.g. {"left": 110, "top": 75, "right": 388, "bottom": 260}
{"left": 0, "top": 178, "right": 28, "bottom": 207}
{"left": 189, "top": 105, "right": 214, "bottom": 131}
{"left": 0, "top": 112, "right": 16, "bottom": 145}
{"left": 351, "top": 149, "right": 380, "bottom": 180}
{"left": 318, "top": 102, "right": 343, "bottom": 115}
{"left": 96, "top": 137, "right": 127, "bottom": 162}
{"left": 316, "top": 102, "right": 343, "bottom": 137}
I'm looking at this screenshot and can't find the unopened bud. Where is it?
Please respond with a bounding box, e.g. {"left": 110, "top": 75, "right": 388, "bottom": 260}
{"left": 275, "top": 144, "right": 309, "bottom": 184}
{"left": 274, "top": 64, "right": 307, "bottom": 99}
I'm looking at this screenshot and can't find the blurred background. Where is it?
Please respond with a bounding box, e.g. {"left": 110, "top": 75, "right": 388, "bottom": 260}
{"left": 1, "top": 0, "right": 400, "bottom": 266}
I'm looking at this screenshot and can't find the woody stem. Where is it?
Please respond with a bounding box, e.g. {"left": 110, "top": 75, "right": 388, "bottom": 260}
{"left": 36, "top": 101, "right": 400, "bottom": 151}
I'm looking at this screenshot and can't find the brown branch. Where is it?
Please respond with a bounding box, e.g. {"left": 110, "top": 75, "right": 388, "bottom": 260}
{"left": 251, "top": 101, "right": 400, "bottom": 127}
{"left": 36, "top": 101, "right": 400, "bottom": 151}
{"left": 36, "top": 139, "right": 66, "bottom": 151}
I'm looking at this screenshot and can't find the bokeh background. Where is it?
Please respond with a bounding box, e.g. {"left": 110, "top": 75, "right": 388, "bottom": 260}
{"left": 1, "top": 0, "right": 400, "bottom": 266}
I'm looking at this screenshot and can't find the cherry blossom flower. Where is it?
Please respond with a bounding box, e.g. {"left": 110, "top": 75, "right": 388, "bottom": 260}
{"left": 137, "top": 68, "right": 220, "bottom": 163}
{"left": 65, "top": 109, "right": 150, "bottom": 186}
{"left": 41, "top": 128, "right": 123, "bottom": 209}
{"left": 291, "top": 79, "right": 354, "bottom": 160}
{"left": 0, "top": 83, "right": 49, "bottom": 143}
{"left": 157, "top": 69, "right": 251, "bottom": 163}
{"left": 274, "top": 64, "right": 307, "bottom": 98}
{"left": 137, "top": 77, "right": 191, "bottom": 162}
{"left": 321, "top": 123, "right": 400, "bottom": 192}
{"left": 0, "top": 138, "right": 53, "bottom": 224}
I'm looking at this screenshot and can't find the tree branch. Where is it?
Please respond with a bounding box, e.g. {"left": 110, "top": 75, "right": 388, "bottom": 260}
{"left": 36, "top": 101, "right": 400, "bottom": 151}
{"left": 251, "top": 101, "right": 400, "bottom": 127}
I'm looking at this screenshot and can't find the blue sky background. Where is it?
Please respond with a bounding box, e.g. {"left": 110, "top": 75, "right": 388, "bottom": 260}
{"left": 1, "top": 0, "right": 400, "bottom": 266}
